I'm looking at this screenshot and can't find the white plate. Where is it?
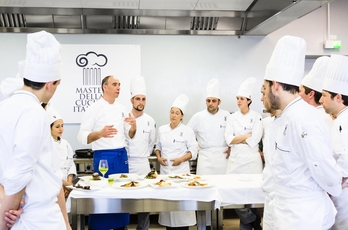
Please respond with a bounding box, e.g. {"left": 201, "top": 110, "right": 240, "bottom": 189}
{"left": 165, "top": 174, "right": 192, "bottom": 182}
{"left": 113, "top": 181, "right": 148, "bottom": 189}
{"left": 66, "top": 185, "right": 101, "bottom": 191}
{"left": 181, "top": 181, "right": 214, "bottom": 189}
{"left": 78, "top": 176, "right": 107, "bottom": 187}
{"left": 149, "top": 180, "right": 178, "bottom": 189}
{"left": 108, "top": 173, "right": 138, "bottom": 181}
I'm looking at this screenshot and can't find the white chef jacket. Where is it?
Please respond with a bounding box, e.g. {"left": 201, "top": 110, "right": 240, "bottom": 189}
{"left": 52, "top": 137, "right": 77, "bottom": 181}
{"left": 270, "top": 97, "right": 341, "bottom": 230}
{"left": 317, "top": 105, "right": 334, "bottom": 130}
{"left": 0, "top": 90, "right": 65, "bottom": 230}
{"left": 330, "top": 107, "right": 348, "bottom": 230}
{"left": 187, "top": 109, "right": 229, "bottom": 175}
{"left": 224, "top": 109, "right": 263, "bottom": 174}
{"left": 77, "top": 98, "right": 130, "bottom": 150}
{"left": 156, "top": 123, "right": 197, "bottom": 227}
{"left": 127, "top": 112, "right": 156, "bottom": 175}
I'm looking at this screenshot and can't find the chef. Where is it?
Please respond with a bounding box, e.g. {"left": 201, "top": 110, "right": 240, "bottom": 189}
{"left": 0, "top": 31, "right": 70, "bottom": 229}
{"left": 127, "top": 76, "right": 156, "bottom": 230}
{"left": 77, "top": 75, "right": 135, "bottom": 230}
{"left": 224, "top": 77, "right": 263, "bottom": 230}
{"left": 155, "top": 94, "right": 198, "bottom": 230}
{"left": 187, "top": 78, "right": 230, "bottom": 175}
{"left": 300, "top": 56, "right": 333, "bottom": 129}
{"left": 320, "top": 54, "right": 348, "bottom": 230}
{"left": 263, "top": 35, "right": 342, "bottom": 230}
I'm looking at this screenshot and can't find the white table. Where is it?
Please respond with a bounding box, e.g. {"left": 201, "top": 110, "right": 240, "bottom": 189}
{"left": 69, "top": 174, "right": 265, "bottom": 230}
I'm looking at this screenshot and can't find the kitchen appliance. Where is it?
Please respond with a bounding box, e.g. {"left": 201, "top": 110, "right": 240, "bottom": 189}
{"left": 74, "top": 149, "right": 94, "bottom": 176}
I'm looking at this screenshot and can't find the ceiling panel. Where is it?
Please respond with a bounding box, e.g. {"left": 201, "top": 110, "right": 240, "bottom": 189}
{"left": 139, "top": 0, "right": 198, "bottom": 10}
{"left": 195, "top": 0, "right": 254, "bottom": 11}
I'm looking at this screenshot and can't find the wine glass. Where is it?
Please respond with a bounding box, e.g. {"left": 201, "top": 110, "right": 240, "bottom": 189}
{"left": 98, "top": 159, "right": 109, "bottom": 178}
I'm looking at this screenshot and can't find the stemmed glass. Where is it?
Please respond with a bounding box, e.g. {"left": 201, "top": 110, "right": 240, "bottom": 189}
{"left": 98, "top": 159, "right": 109, "bottom": 179}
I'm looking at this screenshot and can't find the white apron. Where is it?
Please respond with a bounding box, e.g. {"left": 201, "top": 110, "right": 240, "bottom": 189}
{"left": 274, "top": 184, "right": 336, "bottom": 230}
{"left": 197, "top": 147, "right": 228, "bottom": 175}
{"left": 263, "top": 192, "right": 275, "bottom": 230}
{"left": 226, "top": 145, "right": 262, "bottom": 174}
{"left": 331, "top": 188, "right": 348, "bottom": 230}
{"left": 128, "top": 156, "right": 151, "bottom": 175}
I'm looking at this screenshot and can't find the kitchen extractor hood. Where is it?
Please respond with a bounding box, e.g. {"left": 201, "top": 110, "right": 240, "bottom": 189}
{"left": 0, "top": 0, "right": 334, "bottom": 36}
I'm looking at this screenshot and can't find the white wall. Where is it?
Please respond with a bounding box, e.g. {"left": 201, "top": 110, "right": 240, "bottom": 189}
{"left": 0, "top": 0, "right": 347, "bottom": 151}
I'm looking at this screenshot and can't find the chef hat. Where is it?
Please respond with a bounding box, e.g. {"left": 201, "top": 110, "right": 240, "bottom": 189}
{"left": 301, "top": 56, "right": 330, "bottom": 92}
{"left": 130, "top": 76, "right": 146, "bottom": 97}
{"left": 46, "top": 105, "right": 62, "bottom": 125}
{"left": 172, "top": 94, "right": 189, "bottom": 114}
{"left": 323, "top": 54, "right": 348, "bottom": 96}
{"left": 265, "top": 35, "right": 306, "bottom": 86}
{"left": 0, "top": 61, "right": 25, "bottom": 98}
{"left": 206, "top": 78, "right": 220, "bottom": 99}
{"left": 237, "top": 77, "right": 257, "bottom": 99}
{"left": 23, "top": 30, "right": 62, "bottom": 83}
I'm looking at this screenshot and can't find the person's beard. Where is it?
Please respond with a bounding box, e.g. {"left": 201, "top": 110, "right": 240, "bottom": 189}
{"left": 133, "top": 105, "right": 144, "bottom": 112}
{"left": 269, "top": 90, "right": 280, "bottom": 110}
{"left": 207, "top": 106, "right": 218, "bottom": 114}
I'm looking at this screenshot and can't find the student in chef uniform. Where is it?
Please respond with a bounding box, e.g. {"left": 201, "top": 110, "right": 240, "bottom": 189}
{"left": 260, "top": 83, "right": 282, "bottom": 230}
{"left": 47, "top": 106, "right": 77, "bottom": 198}
{"left": 127, "top": 76, "right": 156, "bottom": 230}
{"left": 224, "top": 77, "right": 263, "bottom": 230}
{"left": 263, "top": 35, "right": 342, "bottom": 230}
{"left": 0, "top": 31, "right": 70, "bottom": 230}
{"left": 320, "top": 54, "right": 348, "bottom": 230}
{"left": 77, "top": 75, "right": 136, "bottom": 230}
{"left": 155, "top": 94, "right": 198, "bottom": 230}
{"left": 299, "top": 56, "right": 334, "bottom": 129}
{"left": 187, "top": 78, "right": 230, "bottom": 175}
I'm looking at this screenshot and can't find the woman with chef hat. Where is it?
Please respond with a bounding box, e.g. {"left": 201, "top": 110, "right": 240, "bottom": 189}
{"left": 155, "top": 94, "right": 198, "bottom": 229}
{"left": 224, "top": 77, "right": 263, "bottom": 230}
{"left": 46, "top": 106, "right": 77, "bottom": 198}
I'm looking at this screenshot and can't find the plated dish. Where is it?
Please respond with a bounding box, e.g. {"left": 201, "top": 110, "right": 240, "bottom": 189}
{"left": 181, "top": 181, "right": 213, "bottom": 188}
{"left": 108, "top": 173, "right": 138, "bottom": 181}
{"left": 113, "top": 181, "right": 148, "bottom": 189}
{"left": 66, "top": 184, "right": 101, "bottom": 191}
{"left": 149, "top": 179, "right": 178, "bottom": 189}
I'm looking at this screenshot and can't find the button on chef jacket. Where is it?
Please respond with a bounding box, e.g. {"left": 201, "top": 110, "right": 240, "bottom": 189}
{"left": 78, "top": 97, "right": 130, "bottom": 150}
{"left": 0, "top": 91, "right": 65, "bottom": 230}
{"left": 127, "top": 112, "right": 156, "bottom": 175}
{"left": 270, "top": 97, "right": 342, "bottom": 230}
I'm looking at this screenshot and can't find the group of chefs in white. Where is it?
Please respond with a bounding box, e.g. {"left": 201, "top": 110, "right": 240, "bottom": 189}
{"left": 0, "top": 30, "right": 348, "bottom": 230}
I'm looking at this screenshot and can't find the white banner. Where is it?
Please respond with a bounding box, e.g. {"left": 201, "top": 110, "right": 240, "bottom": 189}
{"left": 50, "top": 44, "right": 141, "bottom": 123}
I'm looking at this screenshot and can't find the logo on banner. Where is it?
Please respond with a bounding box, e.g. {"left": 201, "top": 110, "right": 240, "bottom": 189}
{"left": 74, "top": 51, "right": 108, "bottom": 112}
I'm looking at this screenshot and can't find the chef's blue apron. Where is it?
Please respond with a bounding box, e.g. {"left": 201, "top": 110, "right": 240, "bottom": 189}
{"left": 88, "top": 148, "right": 129, "bottom": 230}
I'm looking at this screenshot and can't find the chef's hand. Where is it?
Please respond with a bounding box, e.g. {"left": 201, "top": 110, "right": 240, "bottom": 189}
{"left": 224, "top": 147, "right": 231, "bottom": 159}
{"left": 124, "top": 113, "right": 136, "bottom": 130}
{"left": 171, "top": 158, "right": 183, "bottom": 167}
{"left": 100, "top": 125, "right": 117, "bottom": 138}
{"left": 342, "top": 177, "right": 348, "bottom": 189}
{"left": 157, "top": 157, "right": 167, "bottom": 166}
{"left": 4, "top": 198, "right": 24, "bottom": 227}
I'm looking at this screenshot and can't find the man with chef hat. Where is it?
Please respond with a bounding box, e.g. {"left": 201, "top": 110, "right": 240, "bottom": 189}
{"left": 0, "top": 31, "right": 71, "bottom": 229}
{"left": 300, "top": 56, "right": 333, "bottom": 129}
{"left": 127, "top": 76, "right": 156, "bottom": 230}
{"left": 77, "top": 75, "right": 136, "bottom": 230}
{"left": 263, "top": 35, "right": 342, "bottom": 230}
{"left": 225, "top": 77, "right": 263, "bottom": 230}
{"left": 320, "top": 54, "right": 348, "bottom": 230}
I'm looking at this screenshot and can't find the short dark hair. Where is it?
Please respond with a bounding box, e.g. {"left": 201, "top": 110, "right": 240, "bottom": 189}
{"left": 268, "top": 80, "right": 299, "bottom": 94}
{"left": 327, "top": 91, "right": 348, "bottom": 106}
{"left": 247, "top": 98, "right": 252, "bottom": 108}
{"left": 101, "top": 75, "right": 113, "bottom": 93}
{"left": 23, "top": 78, "right": 58, "bottom": 90}
{"left": 303, "top": 85, "right": 322, "bottom": 105}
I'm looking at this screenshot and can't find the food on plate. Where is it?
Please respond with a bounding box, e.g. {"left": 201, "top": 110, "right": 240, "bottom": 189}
{"left": 145, "top": 170, "right": 158, "bottom": 179}
{"left": 193, "top": 175, "right": 201, "bottom": 180}
{"left": 91, "top": 172, "right": 101, "bottom": 180}
{"left": 168, "top": 175, "right": 184, "bottom": 179}
{"left": 74, "top": 184, "right": 91, "bottom": 190}
{"left": 120, "top": 174, "right": 128, "bottom": 178}
{"left": 155, "top": 180, "right": 172, "bottom": 187}
{"left": 121, "top": 181, "right": 140, "bottom": 188}
{"left": 187, "top": 181, "right": 207, "bottom": 187}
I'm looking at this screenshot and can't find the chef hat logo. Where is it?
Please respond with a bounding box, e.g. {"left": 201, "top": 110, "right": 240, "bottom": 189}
{"left": 130, "top": 76, "right": 147, "bottom": 97}
{"left": 323, "top": 54, "right": 348, "bottom": 96}
{"left": 265, "top": 35, "right": 306, "bottom": 86}
{"left": 237, "top": 77, "right": 257, "bottom": 99}
{"left": 46, "top": 105, "right": 62, "bottom": 125}
{"left": 301, "top": 56, "right": 330, "bottom": 92}
{"left": 206, "top": 78, "right": 220, "bottom": 99}
{"left": 172, "top": 94, "right": 189, "bottom": 114}
{"left": 23, "top": 30, "right": 62, "bottom": 83}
